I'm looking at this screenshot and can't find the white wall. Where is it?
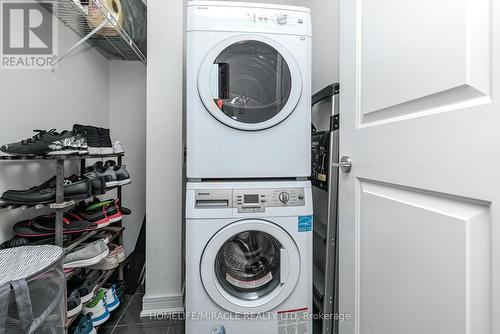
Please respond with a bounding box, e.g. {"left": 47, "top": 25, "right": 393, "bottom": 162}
{"left": 0, "top": 15, "right": 109, "bottom": 243}
{"left": 143, "top": 0, "right": 184, "bottom": 316}
{"left": 205, "top": 0, "right": 294, "bottom": 3}
{"left": 109, "top": 61, "right": 147, "bottom": 256}
{"left": 294, "top": 0, "right": 339, "bottom": 93}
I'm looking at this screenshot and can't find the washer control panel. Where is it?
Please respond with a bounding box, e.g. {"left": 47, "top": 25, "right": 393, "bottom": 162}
{"left": 195, "top": 188, "right": 306, "bottom": 213}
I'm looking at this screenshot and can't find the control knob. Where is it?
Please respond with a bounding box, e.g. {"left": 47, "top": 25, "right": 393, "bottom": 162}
{"left": 279, "top": 192, "right": 290, "bottom": 204}
{"left": 276, "top": 14, "right": 288, "bottom": 25}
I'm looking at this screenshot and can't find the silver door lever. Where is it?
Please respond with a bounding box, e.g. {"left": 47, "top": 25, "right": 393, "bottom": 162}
{"left": 332, "top": 156, "right": 352, "bottom": 173}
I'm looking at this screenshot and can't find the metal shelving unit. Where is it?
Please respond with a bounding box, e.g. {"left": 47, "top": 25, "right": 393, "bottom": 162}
{"left": 36, "top": 0, "right": 146, "bottom": 66}
{"left": 311, "top": 83, "right": 340, "bottom": 334}
{"left": 0, "top": 152, "right": 128, "bottom": 332}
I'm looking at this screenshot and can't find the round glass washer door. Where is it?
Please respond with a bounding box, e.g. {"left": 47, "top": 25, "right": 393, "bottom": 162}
{"left": 200, "top": 220, "right": 301, "bottom": 314}
{"left": 198, "top": 35, "right": 303, "bottom": 131}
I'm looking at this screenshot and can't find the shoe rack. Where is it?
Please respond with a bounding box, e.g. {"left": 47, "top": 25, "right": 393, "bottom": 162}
{"left": 0, "top": 152, "right": 127, "bottom": 331}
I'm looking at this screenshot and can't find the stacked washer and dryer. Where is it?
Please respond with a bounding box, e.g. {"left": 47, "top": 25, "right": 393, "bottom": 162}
{"left": 185, "top": 2, "right": 312, "bottom": 333}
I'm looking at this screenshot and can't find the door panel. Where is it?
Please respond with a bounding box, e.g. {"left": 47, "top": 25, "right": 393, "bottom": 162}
{"left": 359, "top": 0, "right": 491, "bottom": 126}
{"left": 339, "top": 0, "right": 500, "bottom": 333}
{"left": 358, "top": 181, "right": 490, "bottom": 334}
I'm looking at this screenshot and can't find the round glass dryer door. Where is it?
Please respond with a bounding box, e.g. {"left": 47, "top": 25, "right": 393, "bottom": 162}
{"left": 198, "top": 35, "right": 303, "bottom": 131}
{"left": 200, "top": 220, "right": 301, "bottom": 314}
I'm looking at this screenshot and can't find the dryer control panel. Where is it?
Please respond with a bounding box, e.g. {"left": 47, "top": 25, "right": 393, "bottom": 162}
{"left": 195, "top": 187, "right": 306, "bottom": 213}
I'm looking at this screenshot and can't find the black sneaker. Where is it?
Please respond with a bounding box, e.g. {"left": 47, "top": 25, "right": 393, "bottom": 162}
{"left": 99, "top": 128, "right": 113, "bottom": 154}
{"left": 67, "top": 288, "right": 83, "bottom": 318}
{"left": 73, "top": 125, "right": 113, "bottom": 155}
{"left": 105, "top": 161, "right": 131, "bottom": 186}
{"left": 0, "top": 129, "right": 88, "bottom": 156}
{"left": 1, "top": 176, "right": 92, "bottom": 204}
{"left": 68, "top": 276, "right": 97, "bottom": 303}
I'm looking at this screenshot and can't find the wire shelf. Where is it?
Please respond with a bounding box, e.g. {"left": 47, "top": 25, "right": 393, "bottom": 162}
{"left": 36, "top": 0, "right": 146, "bottom": 63}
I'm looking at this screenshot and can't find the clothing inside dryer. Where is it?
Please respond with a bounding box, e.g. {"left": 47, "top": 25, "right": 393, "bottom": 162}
{"left": 212, "top": 40, "right": 292, "bottom": 124}
{"left": 215, "top": 230, "right": 282, "bottom": 301}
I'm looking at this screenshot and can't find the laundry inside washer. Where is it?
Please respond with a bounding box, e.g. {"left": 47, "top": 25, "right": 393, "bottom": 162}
{"left": 215, "top": 230, "right": 281, "bottom": 300}
{"left": 211, "top": 40, "right": 292, "bottom": 123}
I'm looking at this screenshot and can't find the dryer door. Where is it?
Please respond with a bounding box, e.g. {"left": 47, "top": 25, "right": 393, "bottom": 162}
{"left": 200, "top": 219, "right": 301, "bottom": 314}
{"left": 198, "top": 35, "right": 303, "bottom": 131}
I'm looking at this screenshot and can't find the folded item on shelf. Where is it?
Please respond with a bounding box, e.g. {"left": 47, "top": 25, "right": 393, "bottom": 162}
{"left": 1, "top": 176, "right": 92, "bottom": 205}
{"left": 121, "top": 0, "right": 147, "bottom": 56}
{"left": 87, "top": 0, "right": 124, "bottom": 36}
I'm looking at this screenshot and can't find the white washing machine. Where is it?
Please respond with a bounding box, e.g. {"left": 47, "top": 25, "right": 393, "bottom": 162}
{"left": 186, "top": 181, "right": 313, "bottom": 334}
{"left": 186, "top": 1, "right": 312, "bottom": 179}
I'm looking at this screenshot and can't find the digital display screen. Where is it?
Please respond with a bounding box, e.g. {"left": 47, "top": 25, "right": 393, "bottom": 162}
{"left": 244, "top": 194, "right": 259, "bottom": 204}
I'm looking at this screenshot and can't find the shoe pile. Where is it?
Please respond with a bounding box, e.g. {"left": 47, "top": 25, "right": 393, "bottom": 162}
{"left": 80, "top": 285, "right": 121, "bottom": 327}
{"left": 0, "top": 166, "right": 131, "bottom": 205}
{"left": 0, "top": 125, "right": 124, "bottom": 156}
{"left": 67, "top": 273, "right": 122, "bottom": 332}
{"left": 64, "top": 238, "right": 126, "bottom": 270}
{"left": 0, "top": 199, "right": 127, "bottom": 245}
{"left": 85, "top": 161, "right": 132, "bottom": 188}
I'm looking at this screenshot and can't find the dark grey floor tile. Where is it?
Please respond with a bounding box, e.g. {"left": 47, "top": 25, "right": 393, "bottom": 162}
{"left": 116, "top": 293, "right": 146, "bottom": 325}
{"left": 97, "top": 326, "right": 114, "bottom": 334}
{"left": 167, "top": 325, "right": 184, "bottom": 334}
{"left": 111, "top": 322, "right": 170, "bottom": 334}
{"left": 135, "top": 285, "right": 145, "bottom": 294}
{"left": 100, "top": 294, "right": 135, "bottom": 328}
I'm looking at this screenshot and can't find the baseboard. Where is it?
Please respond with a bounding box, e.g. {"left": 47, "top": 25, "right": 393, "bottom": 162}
{"left": 140, "top": 294, "right": 184, "bottom": 318}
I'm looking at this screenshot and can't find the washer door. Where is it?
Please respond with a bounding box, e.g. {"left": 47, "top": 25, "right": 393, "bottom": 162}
{"left": 198, "top": 35, "right": 303, "bottom": 131}
{"left": 200, "top": 220, "right": 301, "bottom": 314}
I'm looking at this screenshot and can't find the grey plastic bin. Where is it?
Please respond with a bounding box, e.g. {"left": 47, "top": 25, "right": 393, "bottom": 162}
{"left": 0, "top": 245, "right": 65, "bottom": 334}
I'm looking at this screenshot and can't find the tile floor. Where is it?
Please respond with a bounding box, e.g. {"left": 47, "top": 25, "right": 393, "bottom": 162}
{"left": 98, "top": 287, "right": 184, "bottom": 334}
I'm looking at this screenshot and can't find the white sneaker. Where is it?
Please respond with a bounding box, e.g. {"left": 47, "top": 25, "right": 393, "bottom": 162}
{"left": 82, "top": 289, "right": 110, "bottom": 327}
{"left": 104, "top": 285, "right": 121, "bottom": 312}
{"left": 113, "top": 141, "right": 124, "bottom": 154}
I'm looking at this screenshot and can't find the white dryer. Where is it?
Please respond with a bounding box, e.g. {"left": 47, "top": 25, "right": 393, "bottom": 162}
{"left": 186, "top": 1, "right": 312, "bottom": 179}
{"left": 186, "top": 180, "right": 313, "bottom": 334}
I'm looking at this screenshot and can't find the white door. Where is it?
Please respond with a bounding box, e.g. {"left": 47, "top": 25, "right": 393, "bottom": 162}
{"left": 338, "top": 0, "right": 499, "bottom": 333}
{"left": 200, "top": 219, "right": 301, "bottom": 314}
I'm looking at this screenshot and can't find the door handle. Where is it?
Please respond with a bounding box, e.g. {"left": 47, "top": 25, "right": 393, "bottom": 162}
{"left": 332, "top": 156, "right": 352, "bottom": 173}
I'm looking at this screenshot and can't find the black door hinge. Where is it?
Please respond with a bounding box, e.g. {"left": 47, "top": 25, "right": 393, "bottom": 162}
{"left": 330, "top": 114, "right": 339, "bottom": 132}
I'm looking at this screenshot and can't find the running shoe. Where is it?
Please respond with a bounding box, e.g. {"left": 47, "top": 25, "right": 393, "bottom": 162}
{"left": 69, "top": 314, "right": 96, "bottom": 334}
{"left": 1, "top": 176, "right": 91, "bottom": 204}
{"left": 73, "top": 125, "right": 113, "bottom": 155}
{"left": 82, "top": 289, "right": 110, "bottom": 327}
{"left": 67, "top": 288, "right": 83, "bottom": 318}
{"left": 103, "top": 285, "right": 120, "bottom": 312}
{"left": 64, "top": 240, "right": 109, "bottom": 269}
{"left": 104, "top": 161, "right": 131, "bottom": 186}
{"left": 84, "top": 161, "right": 118, "bottom": 188}
{"left": 68, "top": 276, "right": 98, "bottom": 303}
{"left": 0, "top": 129, "right": 87, "bottom": 156}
